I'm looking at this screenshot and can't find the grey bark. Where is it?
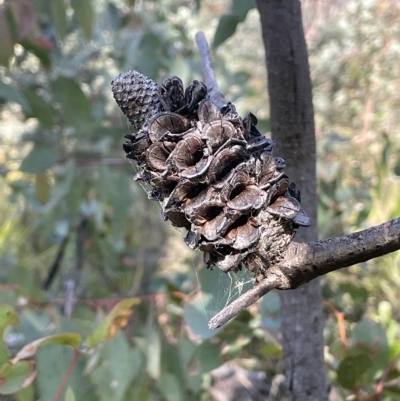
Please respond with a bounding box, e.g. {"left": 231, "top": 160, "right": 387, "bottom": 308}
{"left": 256, "top": 0, "right": 327, "bottom": 399}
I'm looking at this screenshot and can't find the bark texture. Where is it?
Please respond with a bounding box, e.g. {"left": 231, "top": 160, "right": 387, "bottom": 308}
{"left": 256, "top": 0, "right": 327, "bottom": 399}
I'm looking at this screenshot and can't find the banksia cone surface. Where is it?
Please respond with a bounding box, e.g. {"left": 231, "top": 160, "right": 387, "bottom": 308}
{"left": 112, "top": 71, "right": 310, "bottom": 282}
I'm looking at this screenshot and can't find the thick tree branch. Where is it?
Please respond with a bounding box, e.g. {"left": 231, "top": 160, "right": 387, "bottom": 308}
{"left": 209, "top": 217, "right": 400, "bottom": 329}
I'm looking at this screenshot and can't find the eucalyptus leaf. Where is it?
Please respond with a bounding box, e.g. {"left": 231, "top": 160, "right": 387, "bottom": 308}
{"left": 51, "top": 0, "right": 67, "bottom": 40}
{"left": 157, "top": 374, "right": 183, "bottom": 401}
{"left": 212, "top": 14, "right": 241, "bottom": 49}
{"left": 86, "top": 298, "right": 140, "bottom": 348}
{"left": 21, "top": 89, "right": 54, "bottom": 128}
{"left": 0, "top": 361, "right": 36, "bottom": 395}
{"left": 71, "top": 0, "right": 93, "bottom": 40}
{"left": 0, "top": 82, "right": 30, "bottom": 112}
{"left": 231, "top": 0, "right": 256, "bottom": 21}
{"left": 90, "top": 333, "right": 143, "bottom": 401}
{"left": 20, "top": 146, "right": 58, "bottom": 173}
{"left": 337, "top": 354, "right": 372, "bottom": 390}
{"left": 0, "top": 9, "right": 14, "bottom": 67}
{"left": 52, "top": 76, "right": 92, "bottom": 132}
{"left": 65, "top": 387, "right": 76, "bottom": 401}
{"left": 0, "top": 304, "right": 19, "bottom": 336}
{"left": 350, "top": 318, "right": 390, "bottom": 380}
{"left": 10, "top": 333, "right": 81, "bottom": 364}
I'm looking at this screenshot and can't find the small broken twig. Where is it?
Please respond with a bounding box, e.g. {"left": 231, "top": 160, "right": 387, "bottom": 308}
{"left": 195, "top": 31, "right": 224, "bottom": 108}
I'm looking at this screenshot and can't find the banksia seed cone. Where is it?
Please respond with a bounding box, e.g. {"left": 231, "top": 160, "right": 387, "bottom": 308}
{"left": 112, "top": 71, "right": 310, "bottom": 282}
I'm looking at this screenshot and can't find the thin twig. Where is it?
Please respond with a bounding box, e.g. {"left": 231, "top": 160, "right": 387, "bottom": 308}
{"left": 195, "top": 31, "right": 224, "bottom": 108}
{"left": 208, "top": 273, "right": 282, "bottom": 329}
{"left": 43, "top": 235, "right": 69, "bottom": 290}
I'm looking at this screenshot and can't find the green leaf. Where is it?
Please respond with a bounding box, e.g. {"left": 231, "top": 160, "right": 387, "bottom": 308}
{"left": 10, "top": 333, "right": 81, "bottom": 364}
{"left": 259, "top": 342, "right": 283, "bottom": 357}
{"left": 15, "top": 384, "right": 35, "bottom": 401}
{"left": 389, "top": 341, "right": 400, "bottom": 361}
{"left": 65, "top": 386, "right": 76, "bottom": 401}
{"left": 19, "top": 40, "right": 52, "bottom": 68}
{"left": 378, "top": 301, "right": 392, "bottom": 325}
{"left": 36, "top": 344, "right": 96, "bottom": 401}
{"left": 0, "top": 305, "right": 19, "bottom": 367}
{"left": 350, "top": 318, "right": 390, "bottom": 379}
{"left": 192, "top": 342, "right": 223, "bottom": 374}
{"left": 146, "top": 325, "right": 161, "bottom": 380}
{"left": 0, "top": 8, "right": 14, "bottom": 67}
{"left": 86, "top": 298, "right": 140, "bottom": 348}
{"left": 260, "top": 291, "right": 281, "bottom": 330}
{"left": 0, "top": 82, "right": 31, "bottom": 112}
{"left": 212, "top": 14, "right": 241, "bottom": 49}
{"left": 157, "top": 374, "right": 183, "bottom": 401}
{"left": 51, "top": 0, "right": 67, "bottom": 40}
{"left": 394, "top": 158, "right": 400, "bottom": 176}
{"left": 90, "top": 334, "right": 143, "bottom": 401}
{"left": 34, "top": 172, "right": 51, "bottom": 205}
{"left": 20, "top": 146, "right": 58, "bottom": 173}
{"left": 0, "top": 361, "right": 36, "bottom": 395}
{"left": 21, "top": 89, "right": 54, "bottom": 128}
{"left": 184, "top": 293, "right": 224, "bottom": 340}
{"left": 231, "top": 0, "right": 256, "bottom": 21}
{"left": 52, "top": 76, "right": 92, "bottom": 132}
{"left": 71, "top": 0, "right": 93, "bottom": 40}
{"left": 0, "top": 304, "right": 19, "bottom": 336}
{"left": 337, "top": 354, "right": 373, "bottom": 390}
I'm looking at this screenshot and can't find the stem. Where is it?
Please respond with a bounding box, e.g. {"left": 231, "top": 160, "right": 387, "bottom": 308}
{"left": 208, "top": 273, "right": 281, "bottom": 329}
{"left": 52, "top": 349, "right": 81, "bottom": 401}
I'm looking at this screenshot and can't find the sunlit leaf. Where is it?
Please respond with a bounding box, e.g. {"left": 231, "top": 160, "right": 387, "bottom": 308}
{"left": 34, "top": 172, "right": 51, "bottom": 205}
{"left": 259, "top": 342, "right": 283, "bottom": 357}
{"left": 0, "top": 305, "right": 19, "bottom": 336}
{"left": 71, "top": 0, "right": 93, "bottom": 40}
{"left": 20, "top": 146, "right": 58, "bottom": 173}
{"left": 86, "top": 298, "right": 140, "bottom": 348}
{"left": 377, "top": 300, "right": 392, "bottom": 325}
{"left": 65, "top": 386, "right": 76, "bottom": 401}
{"left": 0, "top": 82, "right": 31, "bottom": 112}
{"left": 0, "top": 361, "right": 36, "bottom": 395}
{"left": 146, "top": 325, "right": 161, "bottom": 381}
{"left": 14, "top": 383, "right": 35, "bottom": 401}
{"left": 0, "top": 305, "right": 19, "bottom": 367}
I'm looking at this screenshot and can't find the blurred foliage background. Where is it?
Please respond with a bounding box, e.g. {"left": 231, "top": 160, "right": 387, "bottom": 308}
{"left": 0, "top": 0, "right": 400, "bottom": 400}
